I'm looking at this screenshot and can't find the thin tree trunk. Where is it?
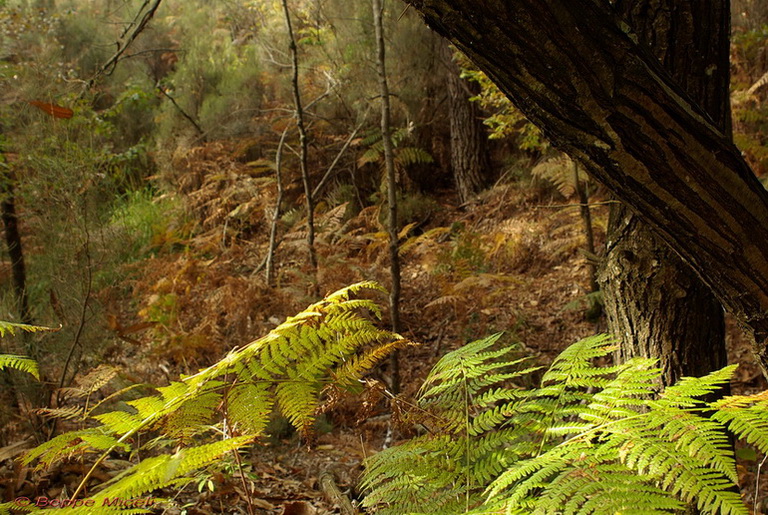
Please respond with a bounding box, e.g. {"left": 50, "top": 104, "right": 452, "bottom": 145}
{"left": 442, "top": 42, "right": 489, "bottom": 203}
{"left": 0, "top": 161, "right": 49, "bottom": 441}
{"left": 572, "top": 163, "right": 598, "bottom": 294}
{"left": 599, "top": 0, "right": 729, "bottom": 387}
{"left": 281, "top": 0, "right": 317, "bottom": 280}
{"left": 0, "top": 176, "right": 32, "bottom": 328}
{"left": 266, "top": 127, "right": 288, "bottom": 286}
{"left": 373, "top": 0, "right": 402, "bottom": 394}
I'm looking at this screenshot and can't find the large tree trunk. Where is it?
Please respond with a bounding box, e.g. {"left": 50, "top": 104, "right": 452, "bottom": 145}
{"left": 405, "top": 0, "right": 768, "bottom": 378}
{"left": 442, "top": 42, "right": 490, "bottom": 203}
{"left": 600, "top": 1, "right": 730, "bottom": 386}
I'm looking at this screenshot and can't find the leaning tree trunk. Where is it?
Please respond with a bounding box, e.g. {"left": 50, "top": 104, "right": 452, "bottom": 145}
{"left": 600, "top": 0, "right": 731, "bottom": 386}
{"left": 404, "top": 0, "right": 768, "bottom": 379}
{"left": 442, "top": 42, "right": 490, "bottom": 203}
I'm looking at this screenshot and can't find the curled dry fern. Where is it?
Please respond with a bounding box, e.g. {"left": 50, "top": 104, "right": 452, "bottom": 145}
{"left": 362, "top": 334, "right": 766, "bottom": 515}
{"left": 15, "top": 281, "right": 404, "bottom": 514}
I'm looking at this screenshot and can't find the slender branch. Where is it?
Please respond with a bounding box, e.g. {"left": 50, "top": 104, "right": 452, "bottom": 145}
{"left": 266, "top": 126, "right": 289, "bottom": 285}
{"left": 281, "top": 0, "right": 317, "bottom": 280}
{"left": 57, "top": 230, "right": 93, "bottom": 394}
{"left": 573, "top": 162, "right": 598, "bottom": 292}
{"left": 52, "top": 223, "right": 93, "bottom": 440}
{"left": 156, "top": 84, "right": 205, "bottom": 137}
{"left": 373, "top": 0, "right": 402, "bottom": 394}
{"left": 312, "top": 113, "right": 368, "bottom": 198}
{"left": 84, "top": 0, "right": 163, "bottom": 92}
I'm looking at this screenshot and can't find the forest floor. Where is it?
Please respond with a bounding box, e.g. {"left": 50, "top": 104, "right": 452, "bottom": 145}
{"left": 2, "top": 140, "right": 767, "bottom": 513}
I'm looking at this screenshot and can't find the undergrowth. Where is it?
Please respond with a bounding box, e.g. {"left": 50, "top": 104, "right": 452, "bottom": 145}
{"left": 2, "top": 282, "right": 404, "bottom": 514}
{"left": 109, "top": 188, "right": 189, "bottom": 258}
{"left": 7, "top": 289, "right": 768, "bottom": 514}
{"left": 362, "top": 334, "right": 766, "bottom": 514}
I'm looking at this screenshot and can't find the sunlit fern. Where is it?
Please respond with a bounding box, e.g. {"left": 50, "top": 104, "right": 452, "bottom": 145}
{"left": 13, "top": 281, "right": 405, "bottom": 514}
{"left": 362, "top": 333, "right": 765, "bottom": 515}
{"left": 0, "top": 354, "right": 39, "bottom": 379}
{"left": 0, "top": 321, "right": 56, "bottom": 379}
{"left": 0, "top": 320, "right": 56, "bottom": 337}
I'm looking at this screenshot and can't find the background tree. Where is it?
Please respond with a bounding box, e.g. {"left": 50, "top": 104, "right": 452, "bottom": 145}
{"left": 442, "top": 41, "right": 490, "bottom": 203}
{"left": 282, "top": 0, "right": 318, "bottom": 281}
{"left": 372, "top": 0, "right": 402, "bottom": 393}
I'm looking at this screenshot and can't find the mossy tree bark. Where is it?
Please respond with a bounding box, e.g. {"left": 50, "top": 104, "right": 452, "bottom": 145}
{"left": 600, "top": 0, "right": 730, "bottom": 386}
{"left": 405, "top": 0, "right": 768, "bottom": 378}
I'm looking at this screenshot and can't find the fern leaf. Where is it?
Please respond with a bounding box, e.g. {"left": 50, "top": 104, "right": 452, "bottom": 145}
{"left": 226, "top": 383, "right": 273, "bottom": 435}
{"left": 0, "top": 321, "right": 56, "bottom": 337}
{"left": 36, "top": 405, "right": 86, "bottom": 421}
{"left": 363, "top": 333, "right": 756, "bottom": 514}
{"left": 59, "top": 365, "right": 118, "bottom": 400}
{"left": 18, "top": 282, "right": 404, "bottom": 514}
{"left": 397, "top": 146, "right": 434, "bottom": 166}
{"left": 531, "top": 154, "right": 578, "bottom": 198}
{"left": 747, "top": 70, "right": 768, "bottom": 96}
{"left": 711, "top": 391, "right": 768, "bottom": 453}
{"left": 83, "top": 437, "right": 252, "bottom": 513}
{"left": 661, "top": 365, "right": 737, "bottom": 407}
{"left": 0, "top": 354, "right": 39, "bottom": 379}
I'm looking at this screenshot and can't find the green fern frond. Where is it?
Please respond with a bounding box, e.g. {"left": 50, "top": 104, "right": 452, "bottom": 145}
{"left": 62, "top": 437, "right": 253, "bottom": 514}
{"left": 364, "top": 333, "right": 761, "bottom": 514}
{"left": 0, "top": 321, "right": 56, "bottom": 337}
{"left": 363, "top": 333, "right": 532, "bottom": 514}
{"left": 397, "top": 146, "right": 434, "bottom": 166}
{"left": 22, "top": 282, "right": 400, "bottom": 510}
{"left": 331, "top": 338, "right": 408, "bottom": 389}
{"left": 20, "top": 428, "right": 128, "bottom": 471}
{"left": 162, "top": 391, "right": 219, "bottom": 439}
{"left": 541, "top": 334, "right": 618, "bottom": 387}
{"left": 660, "top": 365, "right": 736, "bottom": 407}
{"left": 226, "top": 383, "right": 273, "bottom": 435}
{"left": 358, "top": 147, "right": 382, "bottom": 166}
{"left": 711, "top": 391, "right": 768, "bottom": 453}
{"left": 93, "top": 410, "right": 144, "bottom": 436}
{"left": 0, "top": 354, "right": 39, "bottom": 379}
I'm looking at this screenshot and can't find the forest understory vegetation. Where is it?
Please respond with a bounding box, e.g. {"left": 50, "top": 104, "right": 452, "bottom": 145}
{"left": 2, "top": 0, "right": 768, "bottom": 513}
